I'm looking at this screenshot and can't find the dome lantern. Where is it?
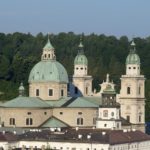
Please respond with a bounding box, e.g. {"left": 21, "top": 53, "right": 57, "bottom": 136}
{"left": 19, "top": 82, "right": 25, "bottom": 97}
{"left": 126, "top": 40, "right": 140, "bottom": 65}
{"left": 41, "top": 35, "right": 56, "bottom": 61}
{"left": 74, "top": 38, "right": 88, "bottom": 66}
{"left": 126, "top": 40, "right": 141, "bottom": 76}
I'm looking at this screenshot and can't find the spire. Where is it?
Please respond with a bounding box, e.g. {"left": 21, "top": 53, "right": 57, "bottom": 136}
{"left": 19, "top": 82, "right": 25, "bottom": 97}
{"left": 78, "top": 35, "right": 84, "bottom": 55}
{"left": 130, "top": 39, "right": 136, "bottom": 53}
{"left": 41, "top": 34, "right": 56, "bottom": 61}
{"left": 43, "top": 34, "right": 54, "bottom": 50}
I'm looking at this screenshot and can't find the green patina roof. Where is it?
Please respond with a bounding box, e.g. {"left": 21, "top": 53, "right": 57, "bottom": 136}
{"left": 43, "top": 38, "right": 54, "bottom": 49}
{"left": 28, "top": 61, "right": 68, "bottom": 83}
{"left": 46, "top": 97, "right": 101, "bottom": 108}
{"left": 41, "top": 116, "right": 68, "bottom": 128}
{"left": 103, "top": 85, "right": 116, "bottom": 94}
{"left": 126, "top": 41, "right": 140, "bottom": 65}
{"left": 45, "top": 97, "right": 71, "bottom": 107}
{"left": 2, "top": 97, "right": 50, "bottom": 108}
{"left": 74, "top": 54, "right": 88, "bottom": 65}
{"left": 66, "top": 97, "right": 100, "bottom": 108}
{"left": 126, "top": 53, "right": 140, "bottom": 65}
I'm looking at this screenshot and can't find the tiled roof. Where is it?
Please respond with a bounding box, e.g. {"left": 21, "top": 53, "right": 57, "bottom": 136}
{"left": 0, "top": 132, "right": 18, "bottom": 142}
{"left": 62, "top": 97, "right": 101, "bottom": 108}
{"left": 2, "top": 96, "right": 50, "bottom": 108}
{"left": 45, "top": 97, "right": 101, "bottom": 108}
{"left": 1, "top": 96, "right": 101, "bottom": 108}
{"left": 45, "top": 97, "right": 71, "bottom": 107}
{"left": 41, "top": 116, "right": 68, "bottom": 128}
{"left": 18, "top": 128, "right": 150, "bottom": 144}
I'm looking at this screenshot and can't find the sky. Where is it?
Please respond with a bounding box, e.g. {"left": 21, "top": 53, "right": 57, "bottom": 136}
{"left": 0, "top": 0, "right": 150, "bottom": 38}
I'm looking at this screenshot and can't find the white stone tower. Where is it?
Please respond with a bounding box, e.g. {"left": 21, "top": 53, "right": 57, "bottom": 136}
{"left": 70, "top": 39, "right": 92, "bottom": 97}
{"left": 119, "top": 40, "right": 145, "bottom": 131}
{"left": 96, "top": 76, "right": 121, "bottom": 130}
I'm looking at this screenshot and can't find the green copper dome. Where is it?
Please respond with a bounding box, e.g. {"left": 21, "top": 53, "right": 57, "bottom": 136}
{"left": 126, "top": 53, "right": 140, "bottom": 65}
{"left": 74, "top": 54, "right": 88, "bottom": 65}
{"left": 74, "top": 39, "right": 88, "bottom": 65}
{"left": 28, "top": 61, "right": 68, "bottom": 83}
{"left": 103, "top": 84, "right": 116, "bottom": 94}
{"left": 126, "top": 41, "right": 140, "bottom": 65}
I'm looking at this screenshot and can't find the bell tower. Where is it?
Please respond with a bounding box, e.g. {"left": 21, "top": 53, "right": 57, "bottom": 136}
{"left": 119, "top": 40, "right": 145, "bottom": 132}
{"left": 70, "top": 38, "right": 92, "bottom": 97}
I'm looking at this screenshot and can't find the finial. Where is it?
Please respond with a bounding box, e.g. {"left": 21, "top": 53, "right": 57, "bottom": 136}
{"left": 78, "top": 34, "right": 84, "bottom": 54}
{"left": 130, "top": 39, "right": 136, "bottom": 53}
{"left": 106, "top": 74, "right": 110, "bottom": 83}
{"left": 47, "top": 32, "right": 51, "bottom": 43}
{"left": 78, "top": 35, "right": 83, "bottom": 48}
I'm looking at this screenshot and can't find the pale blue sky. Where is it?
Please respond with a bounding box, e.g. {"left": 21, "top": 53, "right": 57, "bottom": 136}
{"left": 0, "top": 0, "right": 150, "bottom": 38}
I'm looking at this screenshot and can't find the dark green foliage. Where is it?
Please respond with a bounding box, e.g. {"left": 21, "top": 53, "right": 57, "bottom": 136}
{"left": 0, "top": 32, "right": 150, "bottom": 121}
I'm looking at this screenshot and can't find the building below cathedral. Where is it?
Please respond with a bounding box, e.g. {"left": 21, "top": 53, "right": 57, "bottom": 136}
{"left": 0, "top": 37, "right": 146, "bottom": 134}
{"left": 0, "top": 128, "right": 150, "bottom": 150}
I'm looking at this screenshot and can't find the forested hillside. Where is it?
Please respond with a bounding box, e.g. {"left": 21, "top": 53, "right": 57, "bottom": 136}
{"left": 0, "top": 32, "right": 150, "bottom": 120}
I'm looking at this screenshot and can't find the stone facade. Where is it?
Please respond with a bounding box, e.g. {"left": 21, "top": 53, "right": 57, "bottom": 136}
{"left": 53, "top": 107, "right": 97, "bottom": 127}
{"left": 0, "top": 108, "right": 53, "bottom": 127}
{"left": 29, "top": 82, "right": 67, "bottom": 100}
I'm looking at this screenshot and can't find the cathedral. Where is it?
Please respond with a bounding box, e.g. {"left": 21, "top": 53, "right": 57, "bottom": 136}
{"left": 0, "top": 37, "right": 146, "bottom": 132}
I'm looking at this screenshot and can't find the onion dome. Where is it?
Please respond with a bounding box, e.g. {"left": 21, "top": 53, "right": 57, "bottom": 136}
{"left": 126, "top": 41, "right": 140, "bottom": 65}
{"left": 74, "top": 39, "right": 88, "bottom": 65}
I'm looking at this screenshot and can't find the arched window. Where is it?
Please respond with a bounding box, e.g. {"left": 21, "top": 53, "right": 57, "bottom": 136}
{"left": 48, "top": 54, "right": 50, "bottom": 58}
{"left": 86, "top": 87, "right": 88, "bottom": 95}
{"left": 36, "top": 89, "right": 39, "bottom": 96}
{"left": 127, "top": 87, "right": 130, "bottom": 94}
{"left": 10, "top": 118, "right": 15, "bottom": 125}
{"left": 77, "top": 118, "right": 83, "bottom": 125}
{"left": 139, "top": 115, "right": 141, "bottom": 123}
{"left": 139, "top": 86, "right": 141, "bottom": 95}
{"left": 26, "top": 118, "right": 33, "bottom": 125}
{"left": 48, "top": 89, "right": 53, "bottom": 96}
